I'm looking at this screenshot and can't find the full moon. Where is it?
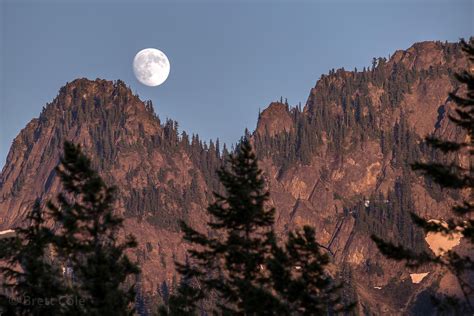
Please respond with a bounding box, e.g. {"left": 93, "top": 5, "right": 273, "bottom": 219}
{"left": 133, "top": 48, "right": 170, "bottom": 87}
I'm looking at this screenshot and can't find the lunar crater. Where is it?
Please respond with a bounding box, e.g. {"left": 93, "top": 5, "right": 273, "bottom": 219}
{"left": 133, "top": 48, "right": 170, "bottom": 87}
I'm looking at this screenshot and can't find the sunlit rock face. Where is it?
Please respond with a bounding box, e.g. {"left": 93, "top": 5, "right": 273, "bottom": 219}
{"left": 256, "top": 102, "right": 294, "bottom": 137}
{"left": 0, "top": 41, "right": 468, "bottom": 314}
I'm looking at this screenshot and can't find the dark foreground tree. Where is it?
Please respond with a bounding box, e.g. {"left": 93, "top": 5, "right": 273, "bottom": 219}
{"left": 0, "top": 201, "right": 66, "bottom": 315}
{"left": 0, "top": 142, "right": 139, "bottom": 315}
{"left": 171, "top": 139, "right": 350, "bottom": 315}
{"left": 372, "top": 38, "right": 474, "bottom": 313}
{"left": 176, "top": 138, "right": 282, "bottom": 314}
{"left": 158, "top": 260, "right": 202, "bottom": 316}
{"left": 47, "top": 141, "right": 140, "bottom": 315}
{"left": 268, "top": 226, "right": 352, "bottom": 315}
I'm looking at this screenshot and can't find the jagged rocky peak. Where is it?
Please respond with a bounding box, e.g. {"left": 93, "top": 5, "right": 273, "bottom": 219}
{"left": 388, "top": 41, "right": 465, "bottom": 71}
{"left": 41, "top": 78, "right": 157, "bottom": 121}
{"left": 60, "top": 77, "right": 117, "bottom": 97}
{"left": 4, "top": 78, "right": 149, "bottom": 166}
{"left": 256, "top": 41, "right": 465, "bottom": 133}
{"left": 35, "top": 78, "right": 164, "bottom": 153}
{"left": 256, "top": 102, "right": 294, "bottom": 137}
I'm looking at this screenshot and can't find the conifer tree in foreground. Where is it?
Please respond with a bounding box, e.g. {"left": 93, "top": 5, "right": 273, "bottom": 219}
{"left": 176, "top": 138, "right": 284, "bottom": 314}
{"left": 372, "top": 39, "right": 474, "bottom": 313}
{"left": 47, "top": 141, "right": 140, "bottom": 315}
{"left": 0, "top": 142, "right": 140, "bottom": 315}
{"left": 172, "top": 139, "right": 350, "bottom": 315}
{"left": 268, "top": 226, "right": 351, "bottom": 315}
{"left": 158, "top": 259, "right": 202, "bottom": 316}
{"left": 0, "top": 201, "right": 66, "bottom": 315}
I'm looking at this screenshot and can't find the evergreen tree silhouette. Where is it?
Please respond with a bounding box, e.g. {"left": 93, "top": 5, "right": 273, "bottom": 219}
{"left": 268, "top": 226, "right": 352, "bottom": 315}
{"left": 0, "top": 201, "right": 66, "bottom": 315}
{"left": 176, "top": 138, "right": 284, "bottom": 314}
{"left": 47, "top": 142, "right": 140, "bottom": 315}
{"left": 174, "top": 139, "right": 350, "bottom": 315}
{"left": 158, "top": 259, "right": 202, "bottom": 316}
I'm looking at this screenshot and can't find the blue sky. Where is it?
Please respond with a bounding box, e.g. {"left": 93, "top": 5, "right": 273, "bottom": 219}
{"left": 0, "top": 0, "right": 472, "bottom": 169}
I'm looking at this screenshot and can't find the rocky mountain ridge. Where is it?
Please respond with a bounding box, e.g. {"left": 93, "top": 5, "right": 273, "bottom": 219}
{"left": 0, "top": 40, "right": 468, "bottom": 314}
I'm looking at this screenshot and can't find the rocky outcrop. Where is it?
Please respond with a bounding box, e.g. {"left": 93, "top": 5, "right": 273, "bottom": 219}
{"left": 256, "top": 102, "right": 294, "bottom": 137}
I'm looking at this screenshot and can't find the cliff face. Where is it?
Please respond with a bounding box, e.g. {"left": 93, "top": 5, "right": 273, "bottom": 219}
{"left": 0, "top": 41, "right": 467, "bottom": 314}
{"left": 254, "top": 41, "right": 468, "bottom": 314}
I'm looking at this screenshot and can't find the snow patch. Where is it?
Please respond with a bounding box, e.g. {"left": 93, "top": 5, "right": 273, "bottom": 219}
{"left": 0, "top": 229, "right": 15, "bottom": 239}
{"left": 425, "top": 219, "right": 462, "bottom": 256}
{"left": 410, "top": 272, "right": 429, "bottom": 284}
{"left": 0, "top": 229, "right": 14, "bottom": 236}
